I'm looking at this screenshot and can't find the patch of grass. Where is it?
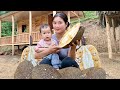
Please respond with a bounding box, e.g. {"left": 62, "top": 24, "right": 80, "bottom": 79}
{"left": 70, "top": 11, "right": 99, "bottom": 26}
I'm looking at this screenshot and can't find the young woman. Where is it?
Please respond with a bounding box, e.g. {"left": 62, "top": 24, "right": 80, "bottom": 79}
{"left": 35, "top": 12, "right": 80, "bottom": 69}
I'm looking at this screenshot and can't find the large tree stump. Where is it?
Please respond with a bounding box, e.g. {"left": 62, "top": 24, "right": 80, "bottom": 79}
{"left": 14, "top": 60, "right": 34, "bottom": 79}
{"left": 82, "top": 67, "right": 106, "bottom": 79}
{"left": 58, "top": 67, "right": 85, "bottom": 79}
{"left": 32, "top": 64, "right": 62, "bottom": 79}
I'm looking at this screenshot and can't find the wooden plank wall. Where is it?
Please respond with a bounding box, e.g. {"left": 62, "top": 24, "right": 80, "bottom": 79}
{"left": 17, "top": 14, "right": 48, "bottom": 34}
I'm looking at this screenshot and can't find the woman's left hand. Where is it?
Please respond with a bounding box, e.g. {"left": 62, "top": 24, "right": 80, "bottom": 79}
{"left": 69, "top": 40, "right": 80, "bottom": 49}
{"left": 76, "top": 40, "right": 80, "bottom": 45}
{"left": 68, "top": 40, "right": 80, "bottom": 60}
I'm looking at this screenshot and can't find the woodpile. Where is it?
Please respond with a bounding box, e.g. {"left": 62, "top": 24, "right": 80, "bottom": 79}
{"left": 14, "top": 60, "right": 106, "bottom": 79}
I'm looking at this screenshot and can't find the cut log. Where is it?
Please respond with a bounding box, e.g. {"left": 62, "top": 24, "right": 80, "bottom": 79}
{"left": 32, "top": 64, "right": 61, "bottom": 79}
{"left": 58, "top": 67, "right": 85, "bottom": 79}
{"left": 14, "top": 60, "right": 34, "bottom": 79}
{"left": 82, "top": 67, "right": 106, "bottom": 79}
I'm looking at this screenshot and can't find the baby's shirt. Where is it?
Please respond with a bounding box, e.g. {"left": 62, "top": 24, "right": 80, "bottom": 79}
{"left": 35, "top": 39, "right": 58, "bottom": 52}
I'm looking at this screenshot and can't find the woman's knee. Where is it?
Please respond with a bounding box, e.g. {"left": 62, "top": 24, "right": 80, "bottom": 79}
{"left": 61, "top": 57, "right": 79, "bottom": 68}
{"left": 39, "top": 58, "right": 52, "bottom": 66}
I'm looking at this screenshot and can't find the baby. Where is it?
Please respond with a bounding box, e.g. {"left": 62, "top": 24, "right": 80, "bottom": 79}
{"left": 35, "top": 24, "right": 61, "bottom": 70}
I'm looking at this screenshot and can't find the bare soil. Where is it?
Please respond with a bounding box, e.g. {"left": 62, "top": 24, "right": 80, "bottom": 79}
{"left": 0, "top": 55, "right": 20, "bottom": 79}
{"left": 99, "top": 53, "right": 120, "bottom": 79}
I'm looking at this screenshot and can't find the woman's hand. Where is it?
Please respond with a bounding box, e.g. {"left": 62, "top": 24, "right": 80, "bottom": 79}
{"left": 35, "top": 45, "right": 61, "bottom": 59}
{"left": 48, "top": 45, "right": 62, "bottom": 53}
{"left": 69, "top": 40, "right": 80, "bottom": 49}
{"left": 68, "top": 40, "right": 80, "bottom": 60}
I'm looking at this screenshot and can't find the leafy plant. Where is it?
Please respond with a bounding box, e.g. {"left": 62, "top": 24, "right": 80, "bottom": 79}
{"left": 0, "top": 11, "right": 11, "bottom": 16}
{"left": 70, "top": 11, "right": 99, "bottom": 25}
{"left": 1, "top": 21, "right": 12, "bottom": 37}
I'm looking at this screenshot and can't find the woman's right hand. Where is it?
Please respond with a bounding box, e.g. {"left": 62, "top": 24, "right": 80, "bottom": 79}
{"left": 48, "top": 45, "right": 61, "bottom": 53}
{"left": 35, "top": 45, "right": 61, "bottom": 59}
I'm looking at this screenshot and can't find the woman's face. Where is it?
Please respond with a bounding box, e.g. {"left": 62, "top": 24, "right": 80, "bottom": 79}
{"left": 52, "top": 17, "right": 67, "bottom": 34}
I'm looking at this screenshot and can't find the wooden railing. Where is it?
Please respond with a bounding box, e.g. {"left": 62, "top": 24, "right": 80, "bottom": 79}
{"left": 31, "top": 31, "right": 41, "bottom": 42}
{"left": 0, "top": 36, "right": 12, "bottom": 45}
{"left": 0, "top": 31, "right": 41, "bottom": 46}
{"left": 14, "top": 33, "right": 29, "bottom": 44}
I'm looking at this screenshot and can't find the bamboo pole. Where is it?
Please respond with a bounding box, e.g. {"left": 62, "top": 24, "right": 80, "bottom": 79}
{"left": 53, "top": 11, "right": 56, "bottom": 34}
{"left": 105, "top": 15, "right": 112, "bottom": 59}
{"left": 112, "top": 18, "right": 117, "bottom": 53}
{"left": 67, "top": 11, "right": 70, "bottom": 30}
{"left": 12, "top": 15, "right": 15, "bottom": 55}
{"left": 71, "top": 11, "right": 79, "bottom": 18}
{"left": 53, "top": 11, "right": 56, "bottom": 17}
{"left": 68, "top": 11, "right": 70, "bottom": 23}
{"left": 29, "top": 11, "right": 32, "bottom": 45}
{"left": 0, "top": 20, "right": 1, "bottom": 38}
{"left": 71, "top": 11, "right": 80, "bottom": 23}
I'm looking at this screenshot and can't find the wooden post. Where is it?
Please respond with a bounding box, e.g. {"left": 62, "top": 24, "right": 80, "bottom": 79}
{"left": 12, "top": 15, "right": 15, "bottom": 55}
{"left": 117, "top": 26, "right": 120, "bottom": 52}
{"left": 53, "top": 11, "right": 56, "bottom": 34}
{"left": 105, "top": 15, "right": 112, "bottom": 59}
{"left": 29, "top": 11, "right": 32, "bottom": 45}
{"left": 71, "top": 11, "right": 80, "bottom": 23}
{"left": 67, "top": 11, "right": 70, "bottom": 30}
{"left": 53, "top": 11, "right": 56, "bottom": 17}
{"left": 112, "top": 18, "right": 117, "bottom": 53}
{"left": 68, "top": 11, "right": 70, "bottom": 23}
{"left": 0, "top": 20, "right": 1, "bottom": 38}
{"left": 71, "top": 11, "right": 80, "bottom": 18}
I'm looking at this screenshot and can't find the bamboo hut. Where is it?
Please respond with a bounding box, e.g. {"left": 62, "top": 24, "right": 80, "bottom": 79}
{"left": 97, "top": 11, "right": 120, "bottom": 59}
{"left": 0, "top": 11, "right": 84, "bottom": 55}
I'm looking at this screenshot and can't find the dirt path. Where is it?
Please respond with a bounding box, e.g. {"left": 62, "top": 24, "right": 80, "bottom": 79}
{"left": 0, "top": 53, "right": 120, "bottom": 79}
{"left": 0, "top": 55, "right": 20, "bottom": 79}
{"left": 99, "top": 53, "right": 120, "bottom": 79}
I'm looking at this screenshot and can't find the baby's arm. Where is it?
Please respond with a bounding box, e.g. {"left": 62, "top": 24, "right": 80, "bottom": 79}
{"left": 35, "top": 47, "right": 48, "bottom": 53}
{"left": 35, "top": 41, "right": 48, "bottom": 53}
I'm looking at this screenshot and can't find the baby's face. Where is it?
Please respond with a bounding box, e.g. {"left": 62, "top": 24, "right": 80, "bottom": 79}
{"left": 41, "top": 27, "right": 52, "bottom": 41}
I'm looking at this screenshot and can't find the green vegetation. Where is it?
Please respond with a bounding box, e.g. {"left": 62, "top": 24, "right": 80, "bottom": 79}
{"left": 1, "top": 21, "right": 17, "bottom": 37}
{"left": 80, "top": 11, "right": 98, "bottom": 22}
{"left": 71, "top": 11, "right": 99, "bottom": 25}
{"left": 0, "top": 11, "right": 11, "bottom": 16}
{"left": 1, "top": 22, "right": 12, "bottom": 37}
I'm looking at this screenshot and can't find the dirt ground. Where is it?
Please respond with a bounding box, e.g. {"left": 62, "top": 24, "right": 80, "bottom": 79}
{"left": 99, "top": 53, "right": 120, "bottom": 79}
{"left": 0, "top": 52, "right": 120, "bottom": 79}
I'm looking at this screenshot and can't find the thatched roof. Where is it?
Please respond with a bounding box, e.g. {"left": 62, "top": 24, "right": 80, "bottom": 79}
{"left": 97, "top": 11, "right": 120, "bottom": 28}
